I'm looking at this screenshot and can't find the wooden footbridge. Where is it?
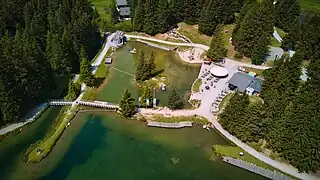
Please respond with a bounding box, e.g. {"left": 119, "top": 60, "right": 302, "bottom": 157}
{"left": 48, "top": 100, "right": 119, "bottom": 110}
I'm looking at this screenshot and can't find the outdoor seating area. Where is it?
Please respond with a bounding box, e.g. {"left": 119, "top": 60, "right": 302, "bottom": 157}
{"left": 199, "top": 67, "right": 222, "bottom": 92}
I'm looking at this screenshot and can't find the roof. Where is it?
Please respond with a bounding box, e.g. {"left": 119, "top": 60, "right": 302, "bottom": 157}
{"left": 119, "top": 7, "right": 130, "bottom": 16}
{"left": 210, "top": 66, "right": 228, "bottom": 77}
{"left": 248, "top": 78, "right": 263, "bottom": 92}
{"left": 116, "top": 0, "right": 128, "bottom": 6}
{"left": 264, "top": 46, "right": 284, "bottom": 61}
{"left": 228, "top": 72, "right": 254, "bottom": 92}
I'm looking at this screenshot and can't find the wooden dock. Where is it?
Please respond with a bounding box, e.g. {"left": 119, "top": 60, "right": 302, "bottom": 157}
{"left": 136, "top": 39, "right": 171, "bottom": 51}
{"left": 147, "top": 121, "right": 192, "bottom": 128}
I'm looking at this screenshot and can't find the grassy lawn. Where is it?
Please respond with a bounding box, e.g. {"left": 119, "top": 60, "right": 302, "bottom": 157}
{"left": 177, "top": 22, "right": 212, "bottom": 46}
{"left": 270, "top": 36, "right": 282, "bottom": 47}
{"left": 218, "top": 93, "right": 234, "bottom": 112}
{"left": 245, "top": 67, "right": 264, "bottom": 76}
{"left": 213, "top": 145, "right": 280, "bottom": 171}
{"left": 27, "top": 106, "right": 76, "bottom": 163}
{"left": 192, "top": 78, "right": 202, "bottom": 92}
{"left": 275, "top": 27, "right": 286, "bottom": 39}
{"left": 96, "top": 41, "right": 200, "bottom": 108}
{"left": 249, "top": 95, "right": 262, "bottom": 105}
{"left": 221, "top": 24, "right": 251, "bottom": 63}
{"left": 91, "top": 0, "right": 113, "bottom": 20}
{"left": 95, "top": 64, "right": 109, "bottom": 78}
{"left": 300, "top": 0, "right": 320, "bottom": 12}
{"left": 152, "top": 115, "right": 209, "bottom": 124}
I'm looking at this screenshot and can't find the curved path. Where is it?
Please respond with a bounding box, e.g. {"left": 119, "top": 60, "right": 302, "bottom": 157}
{"left": 126, "top": 34, "right": 270, "bottom": 70}
{"left": 133, "top": 35, "right": 317, "bottom": 179}
{"left": 139, "top": 107, "right": 317, "bottom": 180}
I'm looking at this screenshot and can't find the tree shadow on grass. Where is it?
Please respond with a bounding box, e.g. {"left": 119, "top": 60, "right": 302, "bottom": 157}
{"left": 152, "top": 69, "right": 164, "bottom": 77}
{"left": 43, "top": 114, "right": 107, "bottom": 180}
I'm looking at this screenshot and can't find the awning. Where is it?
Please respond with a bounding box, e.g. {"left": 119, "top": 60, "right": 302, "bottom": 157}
{"left": 210, "top": 66, "right": 228, "bottom": 77}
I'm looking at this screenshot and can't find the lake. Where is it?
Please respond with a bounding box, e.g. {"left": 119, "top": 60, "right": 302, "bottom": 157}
{"left": 2, "top": 112, "right": 265, "bottom": 180}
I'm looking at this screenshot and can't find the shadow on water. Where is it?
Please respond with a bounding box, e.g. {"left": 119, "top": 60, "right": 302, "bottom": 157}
{"left": 43, "top": 114, "right": 106, "bottom": 180}
{"left": 0, "top": 107, "right": 61, "bottom": 180}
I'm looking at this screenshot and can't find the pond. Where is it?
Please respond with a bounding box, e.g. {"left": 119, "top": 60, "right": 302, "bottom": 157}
{"left": 4, "top": 112, "right": 265, "bottom": 180}
{"left": 96, "top": 41, "right": 200, "bottom": 108}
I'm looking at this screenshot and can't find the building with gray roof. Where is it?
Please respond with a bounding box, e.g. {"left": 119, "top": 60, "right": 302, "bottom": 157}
{"left": 119, "top": 7, "right": 130, "bottom": 17}
{"left": 228, "top": 72, "right": 263, "bottom": 95}
{"left": 115, "top": 0, "right": 131, "bottom": 20}
{"left": 116, "top": 0, "right": 128, "bottom": 7}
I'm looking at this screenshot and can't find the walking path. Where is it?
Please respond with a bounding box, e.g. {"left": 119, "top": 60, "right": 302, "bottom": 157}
{"left": 0, "top": 33, "right": 116, "bottom": 136}
{"left": 126, "top": 34, "right": 270, "bottom": 70}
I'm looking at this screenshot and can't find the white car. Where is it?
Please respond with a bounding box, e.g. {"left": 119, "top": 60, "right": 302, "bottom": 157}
{"left": 238, "top": 66, "right": 246, "bottom": 72}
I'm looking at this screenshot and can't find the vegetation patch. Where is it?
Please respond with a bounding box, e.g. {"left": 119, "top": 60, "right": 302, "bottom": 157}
{"left": 177, "top": 23, "right": 212, "bottom": 46}
{"left": 218, "top": 93, "right": 234, "bottom": 112}
{"left": 151, "top": 115, "right": 209, "bottom": 125}
{"left": 27, "top": 106, "right": 77, "bottom": 163}
{"left": 192, "top": 78, "right": 202, "bottom": 92}
{"left": 249, "top": 95, "right": 262, "bottom": 105}
{"left": 95, "top": 64, "right": 109, "bottom": 78}
{"left": 91, "top": 0, "right": 113, "bottom": 20}
{"left": 213, "top": 145, "right": 278, "bottom": 171}
{"left": 300, "top": 0, "right": 320, "bottom": 12}
{"left": 274, "top": 27, "right": 286, "bottom": 39}
{"left": 244, "top": 67, "right": 264, "bottom": 76}
{"left": 270, "top": 36, "right": 282, "bottom": 47}
{"left": 221, "top": 24, "right": 251, "bottom": 63}
{"left": 189, "top": 99, "right": 201, "bottom": 108}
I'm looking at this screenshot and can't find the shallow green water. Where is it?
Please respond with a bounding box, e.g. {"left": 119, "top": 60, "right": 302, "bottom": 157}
{"left": 0, "top": 107, "right": 62, "bottom": 180}
{"left": 40, "top": 113, "right": 264, "bottom": 180}
{"left": 96, "top": 42, "right": 200, "bottom": 107}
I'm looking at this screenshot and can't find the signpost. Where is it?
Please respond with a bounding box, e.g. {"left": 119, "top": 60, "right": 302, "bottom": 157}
{"left": 153, "top": 88, "right": 157, "bottom": 108}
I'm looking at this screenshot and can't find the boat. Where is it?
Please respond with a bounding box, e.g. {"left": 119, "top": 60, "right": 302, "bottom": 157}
{"left": 130, "top": 48, "right": 136, "bottom": 54}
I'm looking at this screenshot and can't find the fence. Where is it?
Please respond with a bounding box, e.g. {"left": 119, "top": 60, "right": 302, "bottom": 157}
{"left": 223, "top": 157, "right": 291, "bottom": 180}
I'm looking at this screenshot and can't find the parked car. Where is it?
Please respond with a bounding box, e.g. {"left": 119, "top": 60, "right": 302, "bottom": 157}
{"left": 238, "top": 66, "right": 246, "bottom": 72}
{"left": 205, "top": 86, "right": 210, "bottom": 90}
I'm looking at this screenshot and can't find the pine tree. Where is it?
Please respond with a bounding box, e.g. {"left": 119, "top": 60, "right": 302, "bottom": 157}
{"left": 146, "top": 51, "right": 156, "bottom": 76}
{"left": 184, "top": 0, "right": 200, "bottom": 24}
{"left": 143, "top": 0, "right": 158, "bottom": 35}
{"left": 79, "top": 47, "right": 93, "bottom": 84}
{"left": 232, "top": 0, "right": 275, "bottom": 58}
{"left": 155, "top": 0, "right": 170, "bottom": 33}
{"left": 136, "top": 50, "right": 146, "bottom": 81}
{"left": 207, "top": 27, "right": 227, "bottom": 62}
{"left": 198, "top": 0, "right": 218, "bottom": 35}
{"left": 169, "top": 0, "right": 186, "bottom": 23}
{"left": 140, "top": 85, "right": 153, "bottom": 107}
{"left": 219, "top": 92, "right": 249, "bottom": 139}
{"left": 251, "top": 32, "right": 270, "bottom": 65}
{"left": 120, "top": 89, "right": 136, "bottom": 117}
{"left": 133, "top": 0, "right": 145, "bottom": 31}
{"left": 198, "top": 0, "right": 236, "bottom": 35}
{"left": 281, "top": 17, "right": 301, "bottom": 51}
{"left": 65, "top": 80, "right": 80, "bottom": 100}
{"left": 168, "top": 89, "right": 183, "bottom": 110}
{"left": 275, "top": 0, "right": 300, "bottom": 32}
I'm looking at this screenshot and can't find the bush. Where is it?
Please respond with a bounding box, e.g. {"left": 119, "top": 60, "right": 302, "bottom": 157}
{"left": 234, "top": 52, "right": 244, "bottom": 59}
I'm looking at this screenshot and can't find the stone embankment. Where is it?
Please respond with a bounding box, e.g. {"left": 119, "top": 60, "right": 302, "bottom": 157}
{"left": 147, "top": 121, "right": 192, "bottom": 128}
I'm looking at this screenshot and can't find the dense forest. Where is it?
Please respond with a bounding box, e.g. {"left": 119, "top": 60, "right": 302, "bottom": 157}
{"left": 219, "top": 12, "right": 320, "bottom": 173}
{"left": 0, "top": 0, "right": 101, "bottom": 126}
